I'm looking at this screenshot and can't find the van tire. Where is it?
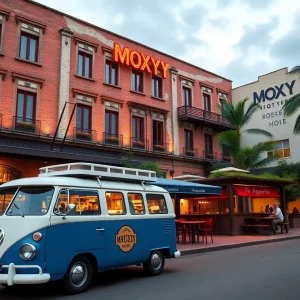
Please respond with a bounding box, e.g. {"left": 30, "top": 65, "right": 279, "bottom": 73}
{"left": 63, "top": 256, "right": 93, "bottom": 295}
{"left": 143, "top": 250, "right": 165, "bottom": 276}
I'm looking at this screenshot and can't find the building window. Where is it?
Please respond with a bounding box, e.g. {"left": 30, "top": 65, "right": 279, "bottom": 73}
{"left": 78, "top": 51, "right": 92, "bottom": 78}
{"left": 105, "top": 110, "right": 118, "bottom": 137}
{"left": 182, "top": 86, "right": 192, "bottom": 106}
{"left": 132, "top": 116, "right": 144, "bottom": 146}
{"left": 131, "top": 70, "right": 143, "bottom": 93}
{"left": 19, "top": 31, "right": 39, "bottom": 63}
{"left": 152, "top": 76, "right": 162, "bottom": 98}
{"left": 184, "top": 129, "right": 194, "bottom": 156}
{"left": 76, "top": 104, "right": 91, "bottom": 134}
{"left": 16, "top": 90, "right": 36, "bottom": 123}
{"left": 267, "top": 139, "right": 291, "bottom": 158}
{"left": 204, "top": 133, "right": 214, "bottom": 158}
{"left": 0, "top": 20, "right": 3, "bottom": 52}
{"left": 153, "top": 120, "right": 164, "bottom": 147}
{"left": 105, "top": 60, "right": 118, "bottom": 85}
{"left": 203, "top": 93, "right": 211, "bottom": 112}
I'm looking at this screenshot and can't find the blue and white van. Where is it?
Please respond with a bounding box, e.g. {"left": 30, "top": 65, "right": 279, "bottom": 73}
{"left": 0, "top": 162, "right": 180, "bottom": 294}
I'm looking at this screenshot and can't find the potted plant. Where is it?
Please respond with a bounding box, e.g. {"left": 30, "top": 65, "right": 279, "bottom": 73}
{"left": 154, "top": 144, "right": 165, "bottom": 151}
{"left": 105, "top": 135, "right": 119, "bottom": 143}
{"left": 133, "top": 141, "right": 145, "bottom": 148}
{"left": 185, "top": 149, "right": 195, "bottom": 156}
{"left": 76, "top": 131, "right": 92, "bottom": 140}
{"left": 16, "top": 120, "right": 35, "bottom": 132}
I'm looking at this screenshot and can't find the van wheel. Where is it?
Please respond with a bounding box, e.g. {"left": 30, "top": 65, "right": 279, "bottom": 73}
{"left": 143, "top": 250, "right": 165, "bottom": 276}
{"left": 63, "top": 256, "right": 93, "bottom": 295}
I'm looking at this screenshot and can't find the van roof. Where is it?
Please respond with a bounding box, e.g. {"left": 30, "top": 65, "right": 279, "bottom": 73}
{"left": 0, "top": 176, "right": 168, "bottom": 193}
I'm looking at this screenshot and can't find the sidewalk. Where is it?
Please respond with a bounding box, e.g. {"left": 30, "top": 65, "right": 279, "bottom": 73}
{"left": 177, "top": 228, "right": 300, "bottom": 255}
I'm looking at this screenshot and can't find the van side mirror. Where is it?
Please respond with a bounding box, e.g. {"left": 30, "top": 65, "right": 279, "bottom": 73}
{"left": 66, "top": 204, "right": 76, "bottom": 216}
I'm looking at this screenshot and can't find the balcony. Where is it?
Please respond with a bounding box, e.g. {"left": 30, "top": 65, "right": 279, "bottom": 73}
{"left": 152, "top": 141, "right": 168, "bottom": 153}
{"left": 13, "top": 117, "right": 41, "bottom": 134}
{"left": 203, "top": 150, "right": 217, "bottom": 160}
{"left": 222, "top": 153, "right": 231, "bottom": 163}
{"left": 103, "top": 132, "right": 123, "bottom": 147}
{"left": 131, "top": 137, "right": 148, "bottom": 151}
{"left": 74, "top": 127, "right": 96, "bottom": 142}
{"left": 177, "top": 106, "right": 235, "bottom": 130}
{"left": 183, "top": 147, "right": 198, "bottom": 158}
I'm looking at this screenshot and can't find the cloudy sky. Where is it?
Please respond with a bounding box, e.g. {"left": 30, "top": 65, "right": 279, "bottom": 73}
{"left": 34, "top": 0, "right": 300, "bottom": 87}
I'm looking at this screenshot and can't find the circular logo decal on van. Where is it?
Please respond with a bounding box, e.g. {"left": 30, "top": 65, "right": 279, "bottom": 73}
{"left": 115, "top": 226, "right": 137, "bottom": 253}
{"left": 0, "top": 228, "right": 4, "bottom": 246}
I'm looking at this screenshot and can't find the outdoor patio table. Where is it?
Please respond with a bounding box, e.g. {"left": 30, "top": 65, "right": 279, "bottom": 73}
{"left": 244, "top": 216, "right": 276, "bottom": 235}
{"left": 175, "top": 220, "right": 206, "bottom": 244}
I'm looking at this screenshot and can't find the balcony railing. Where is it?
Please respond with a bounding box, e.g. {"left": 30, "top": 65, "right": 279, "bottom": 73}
{"left": 13, "top": 117, "right": 41, "bottom": 134}
{"left": 74, "top": 127, "right": 96, "bottom": 142}
{"left": 103, "top": 132, "right": 123, "bottom": 147}
{"left": 203, "top": 150, "right": 217, "bottom": 160}
{"left": 131, "top": 137, "right": 149, "bottom": 150}
{"left": 177, "top": 106, "right": 235, "bottom": 129}
{"left": 152, "top": 141, "right": 168, "bottom": 152}
{"left": 183, "top": 147, "right": 198, "bottom": 158}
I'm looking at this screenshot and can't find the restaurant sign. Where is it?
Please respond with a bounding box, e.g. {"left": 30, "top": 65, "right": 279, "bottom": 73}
{"left": 115, "top": 225, "right": 137, "bottom": 253}
{"left": 234, "top": 185, "right": 279, "bottom": 198}
{"left": 113, "top": 43, "right": 169, "bottom": 79}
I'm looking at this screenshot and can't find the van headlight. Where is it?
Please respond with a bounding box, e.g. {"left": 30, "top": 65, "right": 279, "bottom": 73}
{"left": 19, "top": 243, "right": 36, "bottom": 261}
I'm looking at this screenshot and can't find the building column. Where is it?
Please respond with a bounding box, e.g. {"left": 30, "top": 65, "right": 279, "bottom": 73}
{"left": 170, "top": 66, "right": 179, "bottom": 155}
{"left": 57, "top": 27, "right": 73, "bottom": 138}
{"left": 280, "top": 186, "right": 287, "bottom": 220}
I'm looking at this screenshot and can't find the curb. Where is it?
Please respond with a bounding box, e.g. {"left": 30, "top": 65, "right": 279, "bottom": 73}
{"left": 179, "top": 235, "right": 300, "bottom": 256}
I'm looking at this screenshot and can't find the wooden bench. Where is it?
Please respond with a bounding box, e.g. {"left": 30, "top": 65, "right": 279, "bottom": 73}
{"left": 241, "top": 224, "right": 273, "bottom": 235}
{"left": 278, "top": 222, "right": 289, "bottom": 234}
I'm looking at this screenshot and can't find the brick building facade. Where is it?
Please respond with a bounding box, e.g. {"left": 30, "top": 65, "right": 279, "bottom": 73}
{"left": 0, "top": 0, "right": 232, "bottom": 183}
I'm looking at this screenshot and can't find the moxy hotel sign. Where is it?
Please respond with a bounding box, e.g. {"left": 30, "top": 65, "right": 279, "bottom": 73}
{"left": 253, "top": 80, "right": 295, "bottom": 105}
{"left": 113, "top": 43, "right": 169, "bottom": 79}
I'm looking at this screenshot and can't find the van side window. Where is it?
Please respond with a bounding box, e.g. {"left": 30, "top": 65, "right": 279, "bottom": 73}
{"left": 128, "top": 193, "right": 145, "bottom": 215}
{"left": 55, "top": 189, "right": 101, "bottom": 215}
{"left": 69, "top": 190, "right": 100, "bottom": 215}
{"left": 106, "top": 192, "right": 126, "bottom": 215}
{"left": 146, "top": 194, "right": 168, "bottom": 214}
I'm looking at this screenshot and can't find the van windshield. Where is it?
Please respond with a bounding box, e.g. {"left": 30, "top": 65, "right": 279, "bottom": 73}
{"left": 6, "top": 186, "right": 54, "bottom": 216}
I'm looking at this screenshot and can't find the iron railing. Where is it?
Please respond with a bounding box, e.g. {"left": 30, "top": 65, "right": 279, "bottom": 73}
{"left": 103, "top": 132, "right": 123, "bottom": 147}
{"left": 73, "top": 127, "right": 96, "bottom": 142}
{"left": 183, "top": 147, "right": 198, "bottom": 158}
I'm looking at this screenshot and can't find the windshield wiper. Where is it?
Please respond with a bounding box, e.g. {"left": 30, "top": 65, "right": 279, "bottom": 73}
{"left": 10, "top": 203, "right": 24, "bottom": 217}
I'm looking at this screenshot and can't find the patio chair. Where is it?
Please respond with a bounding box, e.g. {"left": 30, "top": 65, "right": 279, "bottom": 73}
{"left": 197, "top": 218, "right": 213, "bottom": 245}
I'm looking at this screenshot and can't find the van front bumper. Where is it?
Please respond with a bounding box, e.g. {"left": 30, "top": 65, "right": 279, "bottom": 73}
{"left": 0, "top": 263, "right": 50, "bottom": 286}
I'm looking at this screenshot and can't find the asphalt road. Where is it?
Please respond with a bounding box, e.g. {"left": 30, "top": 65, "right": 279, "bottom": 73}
{"left": 1, "top": 239, "right": 300, "bottom": 300}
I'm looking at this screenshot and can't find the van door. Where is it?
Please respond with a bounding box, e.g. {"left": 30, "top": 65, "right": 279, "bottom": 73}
{"left": 45, "top": 189, "right": 106, "bottom": 277}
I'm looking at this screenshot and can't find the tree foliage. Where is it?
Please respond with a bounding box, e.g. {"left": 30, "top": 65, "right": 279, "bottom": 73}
{"left": 217, "top": 98, "right": 276, "bottom": 170}
{"left": 121, "top": 151, "right": 163, "bottom": 177}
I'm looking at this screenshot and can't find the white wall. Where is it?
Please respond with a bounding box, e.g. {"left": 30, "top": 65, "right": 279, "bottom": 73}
{"left": 232, "top": 67, "right": 300, "bottom": 167}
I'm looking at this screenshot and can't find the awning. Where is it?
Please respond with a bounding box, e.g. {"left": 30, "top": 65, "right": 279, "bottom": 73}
{"left": 195, "top": 189, "right": 228, "bottom": 200}
{"left": 146, "top": 178, "right": 221, "bottom": 197}
{"left": 234, "top": 185, "right": 279, "bottom": 198}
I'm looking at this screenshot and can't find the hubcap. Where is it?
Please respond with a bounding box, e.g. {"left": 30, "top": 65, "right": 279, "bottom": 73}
{"left": 151, "top": 252, "right": 162, "bottom": 270}
{"left": 70, "top": 263, "right": 88, "bottom": 287}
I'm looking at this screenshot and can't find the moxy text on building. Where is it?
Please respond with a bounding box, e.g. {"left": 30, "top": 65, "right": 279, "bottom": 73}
{"left": 253, "top": 80, "right": 295, "bottom": 105}
{"left": 113, "top": 43, "right": 169, "bottom": 79}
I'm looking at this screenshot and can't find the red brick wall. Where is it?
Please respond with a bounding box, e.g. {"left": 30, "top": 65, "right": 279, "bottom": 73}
{"left": 0, "top": 0, "right": 232, "bottom": 176}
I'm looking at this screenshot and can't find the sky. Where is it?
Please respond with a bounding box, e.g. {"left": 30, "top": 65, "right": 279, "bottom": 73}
{"left": 34, "top": 0, "right": 300, "bottom": 88}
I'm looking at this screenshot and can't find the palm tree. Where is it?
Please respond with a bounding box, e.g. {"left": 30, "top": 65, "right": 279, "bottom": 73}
{"left": 218, "top": 98, "right": 275, "bottom": 169}
{"left": 282, "top": 67, "right": 300, "bottom": 134}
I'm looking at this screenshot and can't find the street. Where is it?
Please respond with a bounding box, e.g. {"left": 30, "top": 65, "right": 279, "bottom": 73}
{"left": 1, "top": 239, "right": 300, "bottom": 300}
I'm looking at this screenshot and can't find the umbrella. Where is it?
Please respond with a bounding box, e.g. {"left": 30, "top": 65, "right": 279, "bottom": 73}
{"left": 210, "top": 167, "right": 249, "bottom": 173}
